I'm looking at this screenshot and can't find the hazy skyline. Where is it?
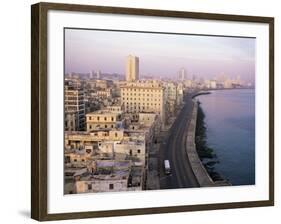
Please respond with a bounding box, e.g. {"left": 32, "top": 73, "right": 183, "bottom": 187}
{"left": 65, "top": 28, "right": 255, "bottom": 82}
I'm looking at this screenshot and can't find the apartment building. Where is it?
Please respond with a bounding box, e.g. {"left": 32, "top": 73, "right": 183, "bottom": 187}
{"left": 126, "top": 55, "right": 139, "bottom": 82}
{"left": 86, "top": 109, "right": 124, "bottom": 131}
{"left": 120, "top": 80, "right": 165, "bottom": 124}
{"left": 65, "top": 80, "right": 85, "bottom": 131}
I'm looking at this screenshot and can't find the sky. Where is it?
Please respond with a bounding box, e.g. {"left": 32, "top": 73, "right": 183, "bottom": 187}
{"left": 65, "top": 28, "right": 255, "bottom": 82}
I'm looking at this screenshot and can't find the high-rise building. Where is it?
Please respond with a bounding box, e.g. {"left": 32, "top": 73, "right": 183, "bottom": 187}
{"left": 126, "top": 55, "right": 139, "bottom": 82}
{"left": 165, "top": 82, "right": 177, "bottom": 116}
{"left": 236, "top": 75, "right": 241, "bottom": 85}
{"left": 65, "top": 81, "right": 85, "bottom": 131}
{"left": 179, "top": 68, "right": 186, "bottom": 81}
{"left": 90, "top": 70, "right": 95, "bottom": 79}
{"left": 96, "top": 70, "right": 101, "bottom": 79}
{"left": 176, "top": 83, "right": 184, "bottom": 106}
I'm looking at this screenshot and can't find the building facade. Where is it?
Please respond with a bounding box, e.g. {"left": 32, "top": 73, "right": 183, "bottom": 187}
{"left": 126, "top": 55, "right": 139, "bottom": 82}
{"left": 120, "top": 80, "right": 165, "bottom": 124}
{"left": 179, "top": 67, "right": 187, "bottom": 81}
{"left": 86, "top": 110, "right": 124, "bottom": 131}
{"left": 65, "top": 81, "right": 85, "bottom": 131}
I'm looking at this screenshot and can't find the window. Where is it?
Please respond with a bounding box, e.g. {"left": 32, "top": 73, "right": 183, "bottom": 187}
{"left": 137, "top": 149, "right": 141, "bottom": 153}
{"left": 97, "top": 116, "right": 100, "bottom": 121}
{"left": 111, "top": 117, "right": 114, "bottom": 121}
{"left": 109, "top": 183, "right": 114, "bottom": 189}
{"left": 88, "top": 184, "right": 92, "bottom": 190}
{"left": 104, "top": 117, "right": 107, "bottom": 121}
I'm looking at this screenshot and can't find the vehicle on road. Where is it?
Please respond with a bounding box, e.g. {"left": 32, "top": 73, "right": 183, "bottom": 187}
{"left": 164, "top": 160, "right": 171, "bottom": 175}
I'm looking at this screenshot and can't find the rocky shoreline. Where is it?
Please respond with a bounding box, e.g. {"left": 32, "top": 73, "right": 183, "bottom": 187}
{"left": 195, "top": 102, "right": 227, "bottom": 182}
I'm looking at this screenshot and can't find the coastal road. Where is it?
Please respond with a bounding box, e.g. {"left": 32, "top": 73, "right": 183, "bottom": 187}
{"left": 159, "top": 94, "right": 199, "bottom": 189}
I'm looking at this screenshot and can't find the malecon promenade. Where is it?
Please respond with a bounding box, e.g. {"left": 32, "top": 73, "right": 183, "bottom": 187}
{"left": 160, "top": 91, "right": 231, "bottom": 189}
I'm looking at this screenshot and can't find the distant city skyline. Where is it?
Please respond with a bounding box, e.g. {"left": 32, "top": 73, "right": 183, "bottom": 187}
{"left": 65, "top": 28, "right": 255, "bottom": 82}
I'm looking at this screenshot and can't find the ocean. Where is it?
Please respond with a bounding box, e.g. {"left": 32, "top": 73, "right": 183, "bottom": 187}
{"left": 195, "top": 89, "right": 255, "bottom": 185}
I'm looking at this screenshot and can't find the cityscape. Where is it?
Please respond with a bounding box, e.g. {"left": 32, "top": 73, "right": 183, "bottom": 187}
{"left": 64, "top": 29, "right": 255, "bottom": 194}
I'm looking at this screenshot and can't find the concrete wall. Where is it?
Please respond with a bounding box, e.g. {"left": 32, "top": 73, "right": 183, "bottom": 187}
{"left": 186, "top": 101, "right": 215, "bottom": 187}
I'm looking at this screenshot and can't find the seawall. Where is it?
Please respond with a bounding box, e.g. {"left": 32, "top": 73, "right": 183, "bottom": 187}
{"left": 186, "top": 101, "right": 215, "bottom": 187}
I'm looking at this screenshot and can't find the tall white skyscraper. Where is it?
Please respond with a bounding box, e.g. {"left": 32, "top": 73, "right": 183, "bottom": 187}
{"left": 126, "top": 55, "right": 139, "bottom": 82}
{"left": 96, "top": 70, "right": 101, "bottom": 79}
{"left": 90, "top": 70, "right": 95, "bottom": 79}
{"left": 179, "top": 68, "right": 186, "bottom": 81}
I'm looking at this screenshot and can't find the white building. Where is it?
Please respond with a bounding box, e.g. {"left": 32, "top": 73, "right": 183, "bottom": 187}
{"left": 179, "top": 67, "right": 187, "bottom": 81}
{"left": 210, "top": 80, "right": 217, "bottom": 89}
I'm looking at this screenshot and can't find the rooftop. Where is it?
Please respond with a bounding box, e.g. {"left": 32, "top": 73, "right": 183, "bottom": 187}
{"left": 78, "top": 160, "right": 132, "bottom": 181}
{"left": 86, "top": 110, "right": 121, "bottom": 115}
{"left": 115, "top": 139, "right": 145, "bottom": 146}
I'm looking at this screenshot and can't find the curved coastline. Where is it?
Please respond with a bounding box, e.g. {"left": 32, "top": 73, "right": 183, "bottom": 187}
{"left": 185, "top": 96, "right": 230, "bottom": 187}
{"left": 195, "top": 100, "right": 227, "bottom": 183}
{"left": 193, "top": 89, "right": 255, "bottom": 186}
{"left": 185, "top": 100, "right": 214, "bottom": 187}
{"left": 186, "top": 91, "right": 231, "bottom": 187}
